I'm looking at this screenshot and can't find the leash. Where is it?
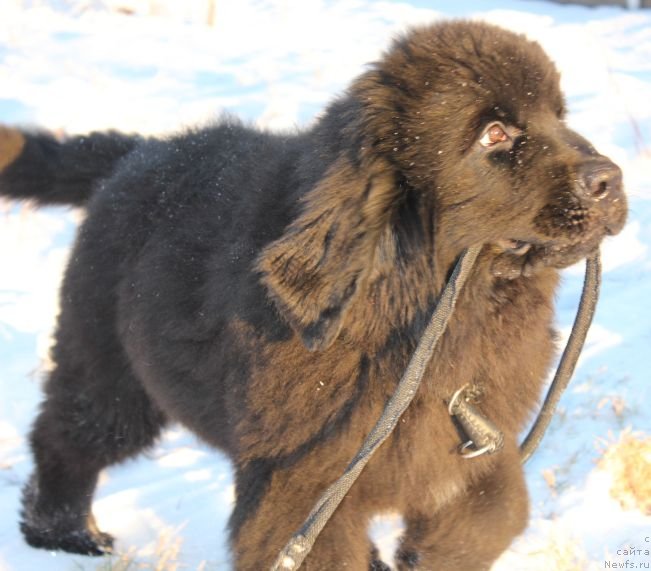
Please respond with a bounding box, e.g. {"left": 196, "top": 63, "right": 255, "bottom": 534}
{"left": 271, "top": 248, "right": 600, "bottom": 570}
{"left": 271, "top": 244, "right": 482, "bottom": 571}
{"left": 448, "top": 252, "right": 601, "bottom": 463}
{"left": 520, "top": 252, "right": 601, "bottom": 462}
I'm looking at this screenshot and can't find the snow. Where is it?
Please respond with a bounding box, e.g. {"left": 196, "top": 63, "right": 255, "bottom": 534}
{"left": 0, "top": 1, "right": 650, "bottom": 569}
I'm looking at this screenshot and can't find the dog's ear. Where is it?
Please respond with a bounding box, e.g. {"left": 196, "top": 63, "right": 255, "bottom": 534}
{"left": 257, "top": 158, "right": 397, "bottom": 351}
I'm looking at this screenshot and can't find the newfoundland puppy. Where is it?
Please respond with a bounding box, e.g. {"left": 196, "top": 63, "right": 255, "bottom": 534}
{"left": 0, "top": 20, "right": 626, "bottom": 570}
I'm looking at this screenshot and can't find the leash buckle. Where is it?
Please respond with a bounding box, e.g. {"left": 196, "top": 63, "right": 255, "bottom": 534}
{"left": 448, "top": 385, "right": 504, "bottom": 459}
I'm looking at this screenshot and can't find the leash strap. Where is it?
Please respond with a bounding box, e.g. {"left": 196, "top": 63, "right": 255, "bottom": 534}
{"left": 519, "top": 252, "right": 601, "bottom": 463}
{"left": 271, "top": 245, "right": 482, "bottom": 571}
{"left": 271, "top": 249, "right": 600, "bottom": 569}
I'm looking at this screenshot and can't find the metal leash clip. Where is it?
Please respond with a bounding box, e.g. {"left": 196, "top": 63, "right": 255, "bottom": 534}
{"left": 448, "top": 385, "right": 504, "bottom": 459}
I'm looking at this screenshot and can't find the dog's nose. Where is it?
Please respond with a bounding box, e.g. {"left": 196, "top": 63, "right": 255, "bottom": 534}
{"left": 575, "top": 161, "right": 623, "bottom": 203}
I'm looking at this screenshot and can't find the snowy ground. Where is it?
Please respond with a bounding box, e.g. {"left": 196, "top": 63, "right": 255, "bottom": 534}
{"left": 1, "top": 1, "right": 650, "bottom": 570}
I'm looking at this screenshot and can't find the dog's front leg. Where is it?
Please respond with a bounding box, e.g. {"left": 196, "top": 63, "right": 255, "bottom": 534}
{"left": 228, "top": 449, "right": 379, "bottom": 571}
{"left": 396, "top": 445, "right": 528, "bottom": 571}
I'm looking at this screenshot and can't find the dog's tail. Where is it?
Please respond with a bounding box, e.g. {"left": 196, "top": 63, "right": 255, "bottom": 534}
{"left": 0, "top": 126, "right": 141, "bottom": 207}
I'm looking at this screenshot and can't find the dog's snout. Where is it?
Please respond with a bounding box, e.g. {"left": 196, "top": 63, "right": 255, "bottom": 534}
{"left": 575, "top": 161, "right": 622, "bottom": 203}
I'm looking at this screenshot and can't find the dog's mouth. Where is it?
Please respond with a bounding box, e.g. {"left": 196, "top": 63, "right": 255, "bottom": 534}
{"left": 491, "top": 236, "right": 601, "bottom": 279}
{"left": 496, "top": 239, "right": 532, "bottom": 256}
{"left": 491, "top": 192, "right": 627, "bottom": 279}
{"left": 496, "top": 237, "right": 588, "bottom": 259}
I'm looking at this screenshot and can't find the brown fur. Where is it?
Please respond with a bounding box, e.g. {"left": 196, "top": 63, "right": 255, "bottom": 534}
{"left": 229, "top": 22, "right": 626, "bottom": 569}
{"left": 2, "top": 21, "right": 627, "bottom": 570}
{"left": 0, "top": 126, "right": 25, "bottom": 171}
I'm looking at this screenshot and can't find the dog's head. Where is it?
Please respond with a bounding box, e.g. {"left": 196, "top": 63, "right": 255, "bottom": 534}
{"left": 258, "top": 21, "right": 628, "bottom": 349}
{"left": 355, "top": 20, "right": 627, "bottom": 277}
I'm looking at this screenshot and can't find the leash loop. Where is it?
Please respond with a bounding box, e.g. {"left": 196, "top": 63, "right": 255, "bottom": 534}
{"left": 519, "top": 252, "right": 601, "bottom": 463}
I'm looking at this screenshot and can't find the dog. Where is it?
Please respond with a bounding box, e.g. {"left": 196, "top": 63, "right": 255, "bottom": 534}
{"left": 0, "top": 20, "right": 627, "bottom": 570}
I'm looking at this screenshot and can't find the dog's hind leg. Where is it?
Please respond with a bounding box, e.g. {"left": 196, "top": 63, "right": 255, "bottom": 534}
{"left": 395, "top": 446, "right": 528, "bottom": 571}
{"left": 20, "top": 355, "right": 167, "bottom": 556}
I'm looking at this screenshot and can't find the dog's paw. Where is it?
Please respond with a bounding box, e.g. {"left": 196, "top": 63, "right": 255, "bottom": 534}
{"left": 0, "top": 126, "right": 25, "bottom": 172}
{"left": 20, "top": 520, "right": 114, "bottom": 556}
{"left": 370, "top": 559, "right": 392, "bottom": 571}
{"left": 20, "top": 475, "right": 113, "bottom": 556}
{"left": 369, "top": 545, "right": 391, "bottom": 570}
{"left": 395, "top": 547, "right": 420, "bottom": 570}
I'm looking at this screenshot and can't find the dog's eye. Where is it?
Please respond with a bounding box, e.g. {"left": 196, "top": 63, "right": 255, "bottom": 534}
{"left": 479, "top": 123, "right": 509, "bottom": 147}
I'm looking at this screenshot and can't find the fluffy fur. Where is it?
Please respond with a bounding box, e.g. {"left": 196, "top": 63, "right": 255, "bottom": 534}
{"left": 0, "top": 21, "right": 626, "bottom": 570}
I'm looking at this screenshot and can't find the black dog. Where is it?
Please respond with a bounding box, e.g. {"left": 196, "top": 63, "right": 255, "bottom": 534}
{"left": 0, "top": 20, "right": 626, "bottom": 570}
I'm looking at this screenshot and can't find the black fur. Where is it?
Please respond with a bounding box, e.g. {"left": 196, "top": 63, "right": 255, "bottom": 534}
{"left": 0, "top": 21, "right": 626, "bottom": 570}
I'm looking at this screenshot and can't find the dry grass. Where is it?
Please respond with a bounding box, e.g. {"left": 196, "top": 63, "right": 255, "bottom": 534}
{"left": 596, "top": 395, "right": 626, "bottom": 419}
{"left": 89, "top": 529, "right": 212, "bottom": 571}
{"left": 542, "top": 467, "right": 558, "bottom": 496}
{"left": 525, "top": 532, "right": 588, "bottom": 571}
{"left": 539, "top": 450, "right": 581, "bottom": 500}
{"left": 597, "top": 429, "right": 651, "bottom": 515}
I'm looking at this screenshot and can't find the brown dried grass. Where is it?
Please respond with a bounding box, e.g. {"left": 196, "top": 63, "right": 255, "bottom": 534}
{"left": 91, "top": 530, "right": 199, "bottom": 571}
{"left": 523, "top": 532, "right": 588, "bottom": 571}
{"left": 598, "top": 429, "right": 651, "bottom": 515}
